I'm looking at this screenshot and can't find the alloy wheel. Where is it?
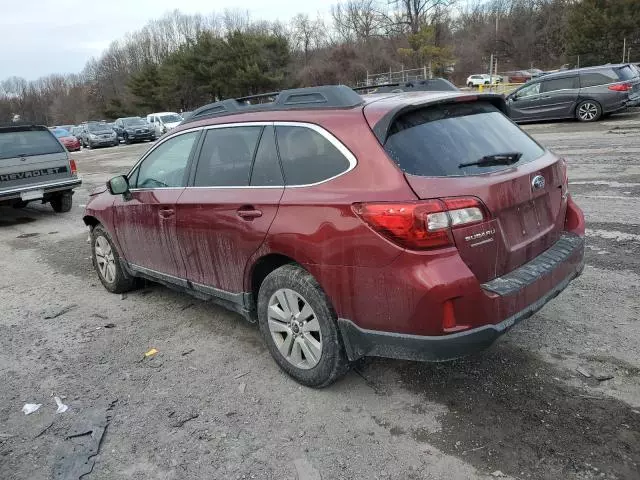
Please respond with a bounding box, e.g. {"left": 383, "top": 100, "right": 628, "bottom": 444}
{"left": 94, "top": 235, "right": 116, "bottom": 284}
{"left": 267, "top": 288, "right": 322, "bottom": 370}
{"left": 578, "top": 102, "right": 598, "bottom": 121}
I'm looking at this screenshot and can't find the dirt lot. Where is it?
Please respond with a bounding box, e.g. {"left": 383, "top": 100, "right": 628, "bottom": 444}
{"left": 1, "top": 114, "right": 640, "bottom": 480}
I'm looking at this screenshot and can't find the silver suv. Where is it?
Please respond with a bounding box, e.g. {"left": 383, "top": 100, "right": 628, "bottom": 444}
{"left": 0, "top": 125, "right": 81, "bottom": 211}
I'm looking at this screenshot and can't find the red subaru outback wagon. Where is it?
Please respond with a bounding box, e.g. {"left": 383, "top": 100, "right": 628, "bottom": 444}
{"left": 84, "top": 85, "right": 585, "bottom": 387}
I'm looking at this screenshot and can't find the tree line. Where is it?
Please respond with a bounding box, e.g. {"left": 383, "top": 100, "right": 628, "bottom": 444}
{"left": 1, "top": 0, "right": 639, "bottom": 125}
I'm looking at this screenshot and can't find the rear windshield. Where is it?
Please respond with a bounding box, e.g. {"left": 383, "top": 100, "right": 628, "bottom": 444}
{"left": 0, "top": 128, "right": 65, "bottom": 160}
{"left": 384, "top": 102, "right": 545, "bottom": 177}
{"left": 616, "top": 65, "right": 638, "bottom": 81}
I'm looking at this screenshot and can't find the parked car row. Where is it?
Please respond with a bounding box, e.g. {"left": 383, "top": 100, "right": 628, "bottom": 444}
{"left": 48, "top": 112, "right": 186, "bottom": 152}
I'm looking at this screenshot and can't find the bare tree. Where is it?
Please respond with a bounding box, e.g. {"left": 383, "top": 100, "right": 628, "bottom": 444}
{"left": 332, "top": 0, "right": 387, "bottom": 41}
{"left": 388, "top": 0, "right": 456, "bottom": 33}
{"left": 290, "top": 14, "right": 327, "bottom": 65}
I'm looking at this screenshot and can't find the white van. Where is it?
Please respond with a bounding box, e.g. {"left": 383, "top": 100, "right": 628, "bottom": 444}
{"left": 146, "top": 112, "right": 184, "bottom": 137}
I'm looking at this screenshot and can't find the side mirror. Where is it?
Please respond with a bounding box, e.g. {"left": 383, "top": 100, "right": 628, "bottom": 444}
{"left": 510, "top": 94, "right": 518, "bottom": 102}
{"left": 107, "top": 175, "right": 129, "bottom": 195}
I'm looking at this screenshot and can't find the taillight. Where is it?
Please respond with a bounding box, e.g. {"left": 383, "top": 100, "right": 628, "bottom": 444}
{"left": 69, "top": 159, "right": 77, "bottom": 175}
{"left": 353, "top": 197, "right": 488, "bottom": 250}
{"left": 608, "top": 83, "right": 632, "bottom": 92}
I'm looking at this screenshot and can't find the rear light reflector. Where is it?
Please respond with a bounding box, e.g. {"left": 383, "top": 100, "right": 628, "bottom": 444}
{"left": 353, "top": 197, "right": 489, "bottom": 250}
{"left": 69, "top": 159, "right": 77, "bottom": 175}
{"left": 608, "top": 83, "right": 632, "bottom": 91}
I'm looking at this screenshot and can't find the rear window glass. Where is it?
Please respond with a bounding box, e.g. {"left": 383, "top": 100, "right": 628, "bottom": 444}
{"left": 384, "top": 102, "right": 545, "bottom": 177}
{"left": 580, "top": 69, "right": 618, "bottom": 87}
{"left": 0, "top": 129, "right": 65, "bottom": 160}
{"left": 616, "top": 65, "right": 637, "bottom": 80}
{"left": 276, "top": 126, "right": 351, "bottom": 185}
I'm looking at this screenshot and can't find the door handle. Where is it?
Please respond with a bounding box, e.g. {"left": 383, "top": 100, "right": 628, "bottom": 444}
{"left": 159, "top": 208, "right": 175, "bottom": 218}
{"left": 541, "top": 95, "right": 552, "bottom": 99}
{"left": 237, "top": 207, "right": 263, "bottom": 220}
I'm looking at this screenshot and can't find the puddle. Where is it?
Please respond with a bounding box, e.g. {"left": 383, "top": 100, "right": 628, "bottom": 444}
{"left": 362, "top": 345, "right": 640, "bottom": 479}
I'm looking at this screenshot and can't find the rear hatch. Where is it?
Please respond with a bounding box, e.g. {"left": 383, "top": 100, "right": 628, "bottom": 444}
{"left": 615, "top": 64, "right": 640, "bottom": 102}
{"left": 0, "top": 126, "right": 71, "bottom": 191}
{"left": 366, "top": 99, "right": 567, "bottom": 283}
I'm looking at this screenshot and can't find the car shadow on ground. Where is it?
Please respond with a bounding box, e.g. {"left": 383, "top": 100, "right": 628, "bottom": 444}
{"left": 357, "top": 344, "right": 640, "bottom": 479}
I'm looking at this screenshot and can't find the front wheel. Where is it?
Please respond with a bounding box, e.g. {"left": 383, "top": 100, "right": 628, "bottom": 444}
{"left": 91, "top": 225, "right": 137, "bottom": 293}
{"left": 50, "top": 192, "right": 73, "bottom": 213}
{"left": 123, "top": 133, "right": 130, "bottom": 144}
{"left": 576, "top": 100, "right": 602, "bottom": 122}
{"left": 257, "top": 264, "right": 350, "bottom": 387}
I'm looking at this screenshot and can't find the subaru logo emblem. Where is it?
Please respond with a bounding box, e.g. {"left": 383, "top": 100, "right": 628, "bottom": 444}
{"left": 531, "top": 175, "right": 545, "bottom": 191}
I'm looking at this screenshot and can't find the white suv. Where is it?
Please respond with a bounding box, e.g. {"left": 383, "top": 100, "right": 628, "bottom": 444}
{"left": 466, "top": 74, "right": 502, "bottom": 87}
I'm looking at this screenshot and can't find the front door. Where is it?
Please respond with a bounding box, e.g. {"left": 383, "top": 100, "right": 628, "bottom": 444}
{"left": 114, "top": 130, "right": 200, "bottom": 279}
{"left": 176, "top": 124, "right": 284, "bottom": 294}
{"left": 507, "top": 82, "right": 542, "bottom": 121}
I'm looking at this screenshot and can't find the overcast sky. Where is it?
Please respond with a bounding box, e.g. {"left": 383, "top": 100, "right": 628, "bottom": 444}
{"left": 2, "top": 0, "right": 334, "bottom": 80}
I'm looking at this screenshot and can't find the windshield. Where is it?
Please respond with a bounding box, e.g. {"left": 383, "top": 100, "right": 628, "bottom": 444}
{"left": 160, "top": 114, "right": 182, "bottom": 123}
{"left": 122, "top": 118, "right": 147, "bottom": 126}
{"left": 384, "top": 102, "right": 545, "bottom": 177}
{"left": 0, "top": 128, "right": 65, "bottom": 159}
{"left": 88, "top": 123, "right": 111, "bottom": 132}
{"left": 52, "top": 128, "right": 71, "bottom": 138}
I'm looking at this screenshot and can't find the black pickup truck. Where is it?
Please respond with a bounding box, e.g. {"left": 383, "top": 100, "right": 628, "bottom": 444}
{"left": 0, "top": 124, "right": 82, "bottom": 211}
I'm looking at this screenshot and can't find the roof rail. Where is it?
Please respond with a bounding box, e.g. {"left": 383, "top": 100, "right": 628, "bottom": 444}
{"left": 182, "top": 85, "right": 364, "bottom": 124}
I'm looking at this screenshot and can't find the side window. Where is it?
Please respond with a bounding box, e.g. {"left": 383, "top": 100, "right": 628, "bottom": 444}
{"left": 580, "top": 69, "right": 618, "bottom": 87}
{"left": 276, "top": 126, "right": 351, "bottom": 185}
{"left": 132, "top": 131, "right": 198, "bottom": 189}
{"left": 541, "top": 77, "right": 578, "bottom": 93}
{"left": 148, "top": 117, "right": 154, "bottom": 123}
{"left": 250, "top": 126, "right": 283, "bottom": 186}
{"left": 194, "top": 126, "right": 262, "bottom": 187}
{"left": 516, "top": 83, "right": 540, "bottom": 98}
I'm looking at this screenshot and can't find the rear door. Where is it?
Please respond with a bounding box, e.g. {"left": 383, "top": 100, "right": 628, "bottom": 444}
{"left": 506, "top": 82, "right": 543, "bottom": 121}
{"left": 371, "top": 100, "right": 567, "bottom": 282}
{"left": 0, "top": 126, "right": 71, "bottom": 197}
{"left": 175, "top": 124, "right": 284, "bottom": 294}
{"left": 113, "top": 130, "right": 200, "bottom": 279}
{"left": 538, "top": 75, "right": 580, "bottom": 119}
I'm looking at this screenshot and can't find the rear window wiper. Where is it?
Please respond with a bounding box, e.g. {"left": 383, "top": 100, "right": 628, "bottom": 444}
{"left": 459, "top": 152, "right": 522, "bottom": 169}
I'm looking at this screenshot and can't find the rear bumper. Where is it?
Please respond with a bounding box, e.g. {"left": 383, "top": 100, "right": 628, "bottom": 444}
{"left": 0, "top": 178, "right": 82, "bottom": 202}
{"left": 338, "top": 233, "right": 585, "bottom": 362}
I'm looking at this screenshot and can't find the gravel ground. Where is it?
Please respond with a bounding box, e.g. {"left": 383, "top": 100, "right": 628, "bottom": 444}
{"left": 1, "top": 114, "right": 639, "bottom": 480}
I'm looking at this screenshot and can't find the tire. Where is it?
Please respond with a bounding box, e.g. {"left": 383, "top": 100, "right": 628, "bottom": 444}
{"left": 467, "top": 82, "right": 473, "bottom": 88}
{"left": 257, "top": 264, "right": 350, "bottom": 387}
{"left": 50, "top": 192, "right": 73, "bottom": 213}
{"left": 123, "top": 133, "right": 130, "bottom": 145}
{"left": 576, "top": 100, "right": 602, "bottom": 122}
{"left": 13, "top": 200, "right": 28, "bottom": 209}
{"left": 91, "top": 224, "right": 137, "bottom": 294}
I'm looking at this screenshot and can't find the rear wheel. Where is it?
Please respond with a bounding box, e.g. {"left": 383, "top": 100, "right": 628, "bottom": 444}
{"left": 257, "top": 264, "right": 349, "bottom": 387}
{"left": 50, "top": 192, "right": 72, "bottom": 213}
{"left": 91, "top": 225, "right": 137, "bottom": 293}
{"left": 467, "top": 82, "right": 473, "bottom": 88}
{"left": 576, "top": 100, "right": 602, "bottom": 122}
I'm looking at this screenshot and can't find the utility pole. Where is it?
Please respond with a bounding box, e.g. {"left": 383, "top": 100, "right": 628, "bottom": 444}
{"left": 622, "top": 38, "right": 626, "bottom": 63}
{"left": 489, "top": 53, "right": 494, "bottom": 80}
{"left": 628, "top": 48, "right": 632, "bottom": 63}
